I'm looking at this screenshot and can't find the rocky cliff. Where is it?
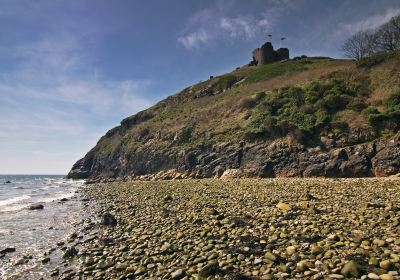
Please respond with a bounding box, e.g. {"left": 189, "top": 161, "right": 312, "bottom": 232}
{"left": 67, "top": 52, "right": 400, "bottom": 180}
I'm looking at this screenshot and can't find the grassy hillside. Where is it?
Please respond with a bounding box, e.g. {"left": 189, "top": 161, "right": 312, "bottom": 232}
{"left": 90, "top": 53, "right": 400, "bottom": 157}
{"left": 67, "top": 52, "right": 400, "bottom": 179}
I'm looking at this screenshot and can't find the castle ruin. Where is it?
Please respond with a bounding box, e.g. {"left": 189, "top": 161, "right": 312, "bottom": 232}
{"left": 251, "top": 42, "right": 289, "bottom": 66}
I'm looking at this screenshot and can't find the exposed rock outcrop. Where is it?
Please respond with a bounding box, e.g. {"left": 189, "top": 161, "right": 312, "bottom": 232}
{"left": 67, "top": 133, "right": 400, "bottom": 180}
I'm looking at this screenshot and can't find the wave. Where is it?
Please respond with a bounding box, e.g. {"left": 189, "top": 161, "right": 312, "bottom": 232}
{"left": 0, "top": 195, "right": 31, "bottom": 207}
{"left": 35, "top": 192, "right": 75, "bottom": 203}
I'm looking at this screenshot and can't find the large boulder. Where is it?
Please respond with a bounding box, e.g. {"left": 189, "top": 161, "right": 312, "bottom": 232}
{"left": 339, "top": 155, "right": 371, "bottom": 177}
{"left": 372, "top": 141, "right": 400, "bottom": 176}
{"left": 303, "top": 163, "right": 325, "bottom": 177}
{"left": 101, "top": 213, "right": 117, "bottom": 226}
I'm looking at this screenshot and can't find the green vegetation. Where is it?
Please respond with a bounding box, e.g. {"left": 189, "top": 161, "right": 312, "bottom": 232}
{"left": 85, "top": 52, "right": 399, "bottom": 160}
{"left": 212, "top": 74, "right": 238, "bottom": 92}
{"left": 246, "top": 60, "right": 308, "bottom": 83}
{"left": 356, "top": 51, "right": 397, "bottom": 68}
{"left": 364, "top": 90, "right": 400, "bottom": 130}
{"left": 246, "top": 79, "right": 362, "bottom": 137}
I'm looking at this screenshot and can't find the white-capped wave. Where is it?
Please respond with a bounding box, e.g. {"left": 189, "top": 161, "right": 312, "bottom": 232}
{"left": 35, "top": 192, "right": 75, "bottom": 203}
{"left": 0, "top": 195, "right": 31, "bottom": 207}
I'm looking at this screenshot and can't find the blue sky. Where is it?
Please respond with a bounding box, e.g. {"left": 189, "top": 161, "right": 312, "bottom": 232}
{"left": 1, "top": 0, "right": 399, "bottom": 174}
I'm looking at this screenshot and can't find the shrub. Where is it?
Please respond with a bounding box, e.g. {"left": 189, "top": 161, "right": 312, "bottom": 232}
{"left": 347, "top": 99, "right": 367, "bottom": 111}
{"left": 245, "top": 79, "right": 362, "bottom": 138}
{"left": 212, "top": 75, "right": 238, "bottom": 92}
{"left": 356, "top": 51, "right": 396, "bottom": 68}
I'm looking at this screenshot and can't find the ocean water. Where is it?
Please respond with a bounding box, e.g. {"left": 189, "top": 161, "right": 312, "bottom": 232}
{"left": 0, "top": 175, "right": 84, "bottom": 279}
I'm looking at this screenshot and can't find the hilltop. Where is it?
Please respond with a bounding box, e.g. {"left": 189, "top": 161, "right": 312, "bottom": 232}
{"left": 67, "top": 49, "right": 400, "bottom": 180}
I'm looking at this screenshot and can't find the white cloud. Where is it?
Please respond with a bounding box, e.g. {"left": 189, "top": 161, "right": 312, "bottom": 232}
{"left": 176, "top": 0, "right": 291, "bottom": 50}
{"left": 0, "top": 28, "right": 154, "bottom": 174}
{"left": 178, "top": 13, "right": 273, "bottom": 49}
{"left": 220, "top": 15, "right": 272, "bottom": 39}
{"left": 337, "top": 8, "right": 400, "bottom": 36}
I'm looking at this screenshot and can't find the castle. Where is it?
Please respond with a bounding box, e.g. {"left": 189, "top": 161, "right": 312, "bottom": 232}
{"left": 251, "top": 42, "right": 289, "bottom": 66}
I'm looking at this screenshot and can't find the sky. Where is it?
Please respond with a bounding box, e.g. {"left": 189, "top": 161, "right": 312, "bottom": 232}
{"left": 0, "top": 0, "right": 400, "bottom": 174}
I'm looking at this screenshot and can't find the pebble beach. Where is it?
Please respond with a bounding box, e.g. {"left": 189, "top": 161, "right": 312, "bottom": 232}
{"left": 3, "top": 178, "right": 398, "bottom": 279}
{"left": 45, "top": 178, "right": 400, "bottom": 280}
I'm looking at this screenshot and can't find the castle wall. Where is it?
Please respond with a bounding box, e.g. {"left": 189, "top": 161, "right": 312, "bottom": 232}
{"left": 251, "top": 42, "right": 290, "bottom": 66}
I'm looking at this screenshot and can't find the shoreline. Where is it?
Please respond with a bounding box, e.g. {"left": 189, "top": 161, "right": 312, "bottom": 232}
{"left": 54, "top": 178, "right": 400, "bottom": 279}
{"left": 0, "top": 181, "right": 86, "bottom": 280}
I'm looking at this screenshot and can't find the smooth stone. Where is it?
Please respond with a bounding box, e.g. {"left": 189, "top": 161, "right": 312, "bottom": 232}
{"left": 101, "top": 213, "right": 117, "bottom": 226}
{"left": 379, "top": 274, "right": 394, "bottom": 280}
{"left": 379, "top": 260, "right": 392, "bottom": 270}
{"left": 28, "top": 204, "right": 44, "bottom": 210}
{"left": 264, "top": 252, "right": 277, "bottom": 262}
{"left": 286, "top": 245, "right": 296, "bottom": 255}
{"left": 329, "top": 274, "right": 344, "bottom": 279}
{"left": 368, "top": 273, "right": 380, "bottom": 280}
{"left": 0, "top": 248, "right": 16, "bottom": 254}
{"left": 170, "top": 269, "right": 185, "bottom": 279}
{"left": 276, "top": 202, "right": 291, "bottom": 211}
{"left": 199, "top": 262, "right": 219, "bottom": 278}
{"left": 341, "top": 260, "right": 360, "bottom": 277}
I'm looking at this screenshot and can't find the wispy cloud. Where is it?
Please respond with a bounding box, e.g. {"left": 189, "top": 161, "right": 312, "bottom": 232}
{"left": 177, "top": 1, "right": 289, "bottom": 50}
{"left": 336, "top": 8, "right": 400, "bottom": 37}
{"left": 0, "top": 15, "right": 154, "bottom": 173}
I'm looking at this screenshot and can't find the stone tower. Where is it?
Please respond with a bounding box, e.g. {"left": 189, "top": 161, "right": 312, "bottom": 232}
{"left": 251, "top": 42, "right": 289, "bottom": 66}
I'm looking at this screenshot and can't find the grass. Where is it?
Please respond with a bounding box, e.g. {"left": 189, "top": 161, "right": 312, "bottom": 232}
{"left": 89, "top": 55, "right": 400, "bottom": 158}
{"left": 246, "top": 60, "right": 308, "bottom": 83}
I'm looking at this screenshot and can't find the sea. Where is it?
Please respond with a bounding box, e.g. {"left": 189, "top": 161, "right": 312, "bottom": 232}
{"left": 0, "top": 175, "right": 84, "bottom": 279}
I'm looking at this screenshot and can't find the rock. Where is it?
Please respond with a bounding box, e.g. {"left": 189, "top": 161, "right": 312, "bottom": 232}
{"left": 163, "top": 195, "right": 173, "bottom": 202}
{"left": 311, "top": 245, "right": 324, "bottom": 255}
{"left": 63, "top": 247, "right": 78, "bottom": 259}
{"left": 50, "top": 268, "right": 59, "bottom": 277}
{"left": 41, "top": 257, "right": 50, "bottom": 264}
{"left": 368, "top": 273, "right": 380, "bottom": 280}
{"left": 286, "top": 245, "right": 296, "bottom": 255}
{"left": 60, "top": 198, "right": 69, "bottom": 202}
{"left": 101, "top": 212, "right": 117, "bottom": 226}
{"left": 264, "top": 252, "right": 277, "bottom": 262}
{"left": 28, "top": 204, "right": 44, "bottom": 210}
{"left": 329, "top": 274, "right": 344, "bottom": 279}
{"left": 0, "top": 247, "right": 16, "bottom": 254}
{"left": 379, "top": 260, "right": 392, "bottom": 270}
{"left": 339, "top": 154, "right": 371, "bottom": 177}
{"left": 276, "top": 202, "right": 291, "bottom": 211}
{"left": 5, "top": 181, "right": 11, "bottom": 184}
{"left": 379, "top": 274, "right": 394, "bottom": 280}
{"left": 170, "top": 269, "right": 185, "bottom": 279}
{"left": 341, "top": 260, "right": 360, "bottom": 277}
{"left": 372, "top": 142, "right": 400, "bottom": 176}
{"left": 199, "top": 262, "right": 219, "bottom": 278}
{"left": 237, "top": 254, "right": 245, "bottom": 261}
{"left": 220, "top": 169, "right": 243, "bottom": 179}
{"left": 96, "top": 260, "right": 114, "bottom": 270}
{"left": 115, "top": 262, "right": 128, "bottom": 271}
{"left": 303, "top": 163, "right": 325, "bottom": 177}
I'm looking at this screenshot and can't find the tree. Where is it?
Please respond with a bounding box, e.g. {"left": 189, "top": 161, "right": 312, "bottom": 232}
{"left": 375, "top": 15, "right": 400, "bottom": 52}
{"left": 341, "top": 30, "right": 376, "bottom": 60}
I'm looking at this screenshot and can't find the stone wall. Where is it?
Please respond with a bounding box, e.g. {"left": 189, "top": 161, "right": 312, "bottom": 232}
{"left": 251, "top": 42, "right": 289, "bottom": 66}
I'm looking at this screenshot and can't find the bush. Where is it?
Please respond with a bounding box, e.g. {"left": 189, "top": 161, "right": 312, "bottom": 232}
{"left": 245, "top": 79, "right": 361, "bottom": 138}
{"left": 347, "top": 99, "right": 367, "bottom": 111}
{"left": 356, "top": 51, "right": 396, "bottom": 68}
{"left": 363, "top": 91, "right": 400, "bottom": 129}
{"left": 212, "top": 75, "right": 238, "bottom": 92}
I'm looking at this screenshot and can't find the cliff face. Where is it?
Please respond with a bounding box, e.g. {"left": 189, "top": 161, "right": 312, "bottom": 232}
{"left": 67, "top": 53, "right": 400, "bottom": 180}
